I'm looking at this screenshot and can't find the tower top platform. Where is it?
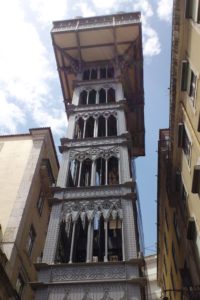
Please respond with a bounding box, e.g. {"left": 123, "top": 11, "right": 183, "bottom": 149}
{"left": 51, "top": 12, "right": 143, "bottom": 102}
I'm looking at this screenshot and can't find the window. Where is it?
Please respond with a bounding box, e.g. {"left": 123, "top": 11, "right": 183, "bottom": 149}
{"left": 67, "top": 156, "right": 119, "bottom": 188}
{"left": 97, "top": 116, "right": 106, "bottom": 137}
{"left": 16, "top": 274, "right": 24, "bottom": 296}
{"left": 107, "top": 115, "right": 117, "bottom": 136}
{"left": 100, "top": 67, "right": 106, "bottom": 79}
{"left": 74, "top": 118, "right": 84, "bottom": 139}
{"left": 37, "top": 192, "right": 44, "bottom": 216}
{"left": 165, "top": 209, "right": 169, "bottom": 230}
{"left": 170, "top": 268, "right": 175, "bottom": 295}
{"left": 26, "top": 225, "right": 36, "bottom": 256}
{"left": 192, "top": 164, "right": 200, "bottom": 194}
{"left": 82, "top": 66, "right": 114, "bottom": 81}
{"left": 172, "top": 242, "right": 178, "bottom": 273}
{"left": 108, "top": 218, "right": 122, "bottom": 261}
{"left": 80, "top": 159, "right": 92, "bottom": 187}
{"left": 164, "top": 255, "right": 167, "bottom": 275}
{"left": 99, "top": 88, "right": 106, "bottom": 104}
{"left": 178, "top": 123, "right": 192, "bottom": 166}
{"left": 79, "top": 90, "right": 88, "bottom": 105}
{"left": 85, "top": 117, "right": 95, "bottom": 138}
{"left": 181, "top": 60, "right": 189, "bottom": 91}
{"left": 95, "top": 158, "right": 106, "bottom": 186}
{"left": 74, "top": 113, "right": 117, "bottom": 140}
{"left": 180, "top": 178, "right": 187, "bottom": 205}
{"left": 107, "top": 87, "right": 115, "bottom": 103}
{"left": 108, "top": 157, "right": 119, "bottom": 185}
{"left": 180, "top": 60, "right": 197, "bottom": 108}
{"left": 180, "top": 261, "right": 193, "bottom": 287}
{"left": 173, "top": 212, "right": 180, "bottom": 243}
{"left": 88, "top": 89, "right": 96, "bottom": 105}
{"left": 56, "top": 207, "right": 123, "bottom": 264}
{"left": 164, "top": 232, "right": 168, "bottom": 255}
{"left": 83, "top": 69, "right": 90, "bottom": 80}
{"left": 189, "top": 69, "right": 197, "bottom": 108}
{"left": 185, "top": 0, "right": 200, "bottom": 23}
{"left": 187, "top": 217, "right": 197, "bottom": 240}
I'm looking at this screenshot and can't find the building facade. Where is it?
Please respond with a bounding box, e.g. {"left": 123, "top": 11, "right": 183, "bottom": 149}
{"left": 33, "top": 12, "right": 146, "bottom": 300}
{"left": 157, "top": 0, "right": 200, "bottom": 299}
{"left": 145, "top": 254, "right": 161, "bottom": 300}
{"left": 0, "top": 128, "right": 59, "bottom": 299}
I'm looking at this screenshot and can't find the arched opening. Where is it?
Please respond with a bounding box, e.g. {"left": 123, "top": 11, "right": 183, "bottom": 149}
{"left": 108, "top": 217, "right": 122, "bottom": 262}
{"left": 55, "top": 219, "right": 73, "bottom": 263}
{"left": 73, "top": 216, "right": 88, "bottom": 262}
{"left": 95, "top": 157, "right": 106, "bottom": 186}
{"left": 97, "top": 116, "right": 106, "bottom": 137}
{"left": 85, "top": 117, "right": 95, "bottom": 138}
{"left": 100, "top": 67, "right": 106, "bottom": 79}
{"left": 83, "top": 69, "right": 90, "bottom": 80}
{"left": 80, "top": 159, "right": 92, "bottom": 187}
{"left": 107, "top": 115, "right": 117, "bottom": 136}
{"left": 99, "top": 88, "right": 106, "bottom": 104}
{"left": 74, "top": 118, "right": 84, "bottom": 139}
{"left": 108, "top": 156, "right": 119, "bottom": 185}
{"left": 91, "top": 68, "right": 97, "bottom": 80}
{"left": 107, "top": 88, "right": 115, "bottom": 103}
{"left": 107, "top": 67, "right": 114, "bottom": 79}
{"left": 93, "top": 214, "right": 105, "bottom": 262}
{"left": 88, "top": 89, "right": 96, "bottom": 105}
{"left": 67, "top": 159, "right": 80, "bottom": 187}
{"left": 79, "top": 90, "right": 87, "bottom": 105}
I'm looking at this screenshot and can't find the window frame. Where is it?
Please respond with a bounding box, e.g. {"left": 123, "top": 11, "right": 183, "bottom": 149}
{"left": 37, "top": 191, "right": 44, "bottom": 216}
{"left": 178, "top": 123, "right": 192, "bottom": 167}
{"left": 185, "top": 0, "right": 200, "bottom": 22}
{"left": 26, "top": 225, "right": 36, "bottom": 256}
{"left": 16, "top": 273, "right": 25, "bottom": 297}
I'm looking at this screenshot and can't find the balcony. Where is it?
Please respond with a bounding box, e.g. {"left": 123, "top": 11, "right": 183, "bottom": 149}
{"left": 52, "top": 13, "right": 141, "bottom": 33}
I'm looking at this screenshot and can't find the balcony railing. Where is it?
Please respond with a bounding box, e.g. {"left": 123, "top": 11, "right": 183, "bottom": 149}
{"left": 52, "top": 13, "right": 141, "bottom": 33}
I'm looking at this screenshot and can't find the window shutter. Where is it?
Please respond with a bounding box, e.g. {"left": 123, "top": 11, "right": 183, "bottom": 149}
{"left": 192, "top": 165, "right": 200, "bottom": 193}
{"left": 181, "top": 60, "right": 189, "bottom": 91}
{"left": 198, "top": 1, "right": 200, "bottom": 23}
{"left": 187, "top": 217, "right": 196, "bottom": 240}
{"left": 175, "top": 171, "right": 181, "bottom": 192}
{"left": 185, "top": 0, "right": 194, "bottom": 18}
{"left": 178, "top": 123, "right": 184, "bottom": 147}
{"left": 198, "top": 113, "right": 200, "bottom": 132}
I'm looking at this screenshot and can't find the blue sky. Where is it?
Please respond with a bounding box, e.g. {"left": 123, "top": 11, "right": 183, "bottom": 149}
{"left": 0, "top": 0, "right": 172, "bottom": 254}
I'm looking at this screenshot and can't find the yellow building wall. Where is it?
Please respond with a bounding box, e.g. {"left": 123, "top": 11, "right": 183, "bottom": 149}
{"left": 0, "top": 137, "right": 32, "bottom": 235}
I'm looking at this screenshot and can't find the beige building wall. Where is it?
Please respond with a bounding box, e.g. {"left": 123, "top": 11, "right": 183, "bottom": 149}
{"left": 0, "top": 137, "right": 32, "bottom": 235}
{"left": 0, "top": 128, "right": 59, "bottom": 300}
{"left": 158, "top": 1, "right": 200, "bottom": 298}
{"left": 145, "top": 254, "right": 161, "bottom": 300}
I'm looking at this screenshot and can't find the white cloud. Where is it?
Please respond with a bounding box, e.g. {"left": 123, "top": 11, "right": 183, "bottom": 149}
{"left": 28, "top": 0, "right": 69, "bottom": 26}
{"left": 157, "top": 0, "right": 173, "bottom": 22}
{"left": 33, "top": 107, "right": 67, "bottom": 136}
{"left": 91, "top": 0, "right": 117, "bottom": 9}
{"left": 74, "top": 3, "right": 96, "bottom": 17}
{"left": 132, "top": 0, "right": 161, "bottom": 57}
{"left": 0, "top": 0, "right": 66, "bottom": 136}
{"left": 0, "top": 91, "right": 26, "bottom": 134}
{"left": 143, "top": 26, "right": 161, "bottom": 57}
{"left": 133, "top": 0, "right": 153, "bottom": 19}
